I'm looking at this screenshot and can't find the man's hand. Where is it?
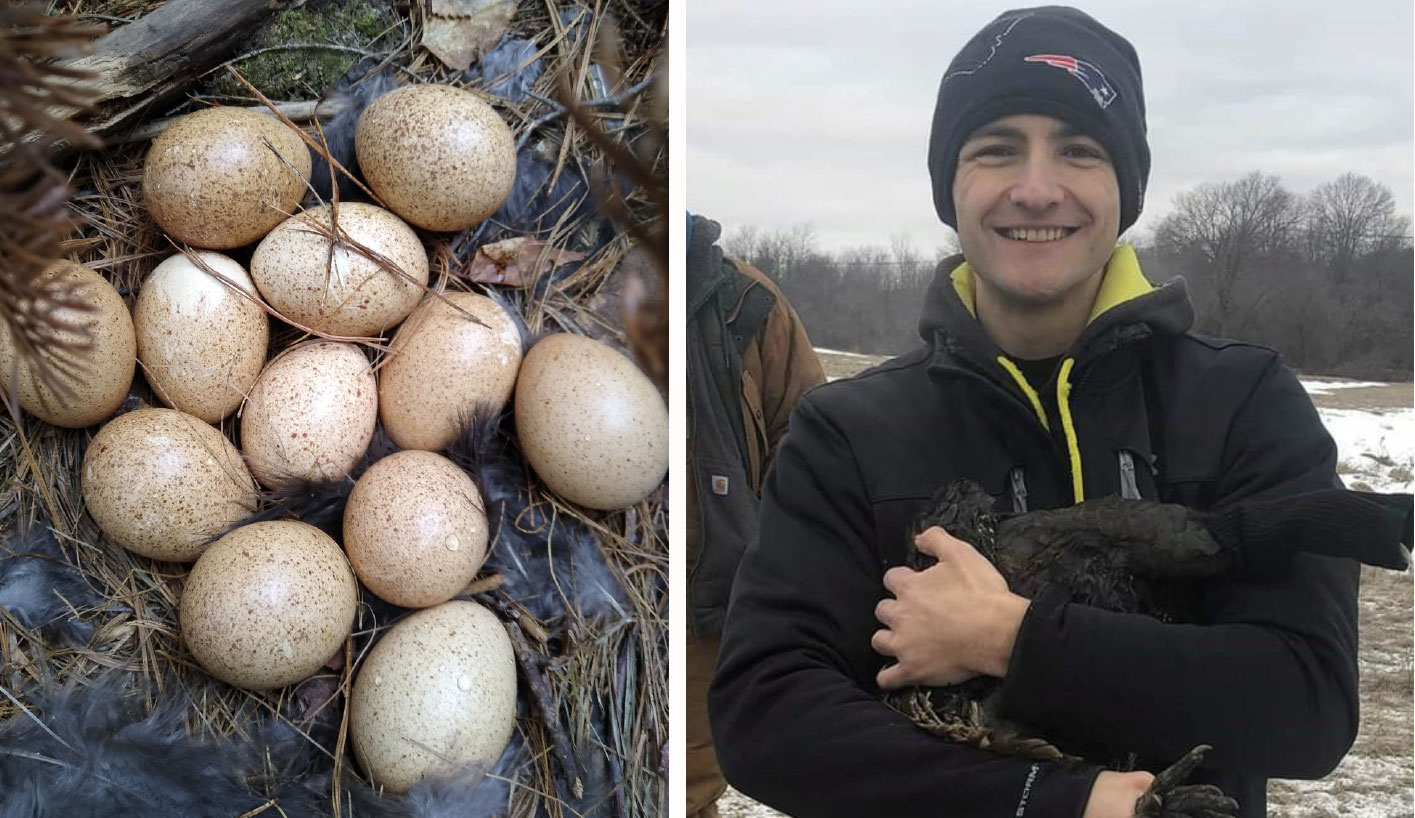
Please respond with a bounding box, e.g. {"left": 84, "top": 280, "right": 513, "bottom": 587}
{"left": 872, "top": 526, "right": 1031, "bottom": 688}
{"left": 1083, "top": 771, "right": 1154, "bottom": 818}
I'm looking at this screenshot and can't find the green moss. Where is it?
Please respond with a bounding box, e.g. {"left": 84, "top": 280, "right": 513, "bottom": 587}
{"left": 206, "top": 0, "right": 396, "bottom": 101}
{"left": 351, "top": 6, "right": 387, "bottom": 39}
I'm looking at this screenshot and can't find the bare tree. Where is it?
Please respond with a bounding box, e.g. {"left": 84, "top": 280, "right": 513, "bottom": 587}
{"left": 1151, "top": 172, "right": 1301, "bottom": 335}
{"left": 723, "top": 224, "right": 762, "bottom": 262}
{"left": 1305, "top": 173, "right": 1408, "bottom": 280}
{"left": 749, "top": 223, "right": 817, "bottom": 281}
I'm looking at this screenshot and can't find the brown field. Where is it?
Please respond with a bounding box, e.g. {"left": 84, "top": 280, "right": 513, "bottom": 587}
{"left": 717, "top": 350, "right": 1414, "bottom": 818}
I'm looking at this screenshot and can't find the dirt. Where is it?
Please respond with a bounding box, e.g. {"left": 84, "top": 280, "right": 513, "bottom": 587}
{"left": 1267, "top": 565, "right": 1414, "bottom": 818}
{"left": 817, "top": 349, "right": 889, "bottom": 383}
{"left": 1310, "top": 382, "right": 1414, "bottom": 412}
{"left": 715, "top": 350, "right": 1413, "bottom": 818}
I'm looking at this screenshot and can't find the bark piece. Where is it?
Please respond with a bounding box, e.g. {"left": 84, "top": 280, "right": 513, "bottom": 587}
{"left": 62, "top": 0, "right": 291, "bottom": 140}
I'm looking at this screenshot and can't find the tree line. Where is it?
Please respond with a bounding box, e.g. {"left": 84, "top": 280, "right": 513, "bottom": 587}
{"left": 723, "top": 172, "right": 1412, "bottom": 380}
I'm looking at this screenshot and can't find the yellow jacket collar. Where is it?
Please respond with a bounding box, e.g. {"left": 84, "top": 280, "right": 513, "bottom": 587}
{"left": 948, "top": 244, "right": 1154, "bottom": 324}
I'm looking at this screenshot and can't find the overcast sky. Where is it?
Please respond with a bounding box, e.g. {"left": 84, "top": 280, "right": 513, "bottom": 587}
{"left": 686, "top": 1, "right": 1415, "bottom": 254}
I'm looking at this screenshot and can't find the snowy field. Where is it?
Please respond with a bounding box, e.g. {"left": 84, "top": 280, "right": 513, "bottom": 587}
{"left": 1322, "top": 406, "right": 1414, "bottom": 494}
{"left": 716, "top": 356, "right": 1413, "bottom": 818}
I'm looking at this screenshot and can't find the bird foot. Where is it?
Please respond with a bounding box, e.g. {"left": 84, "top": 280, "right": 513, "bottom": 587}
{"left": 1132, "top": 745, "right": 1240, "bottom": 818}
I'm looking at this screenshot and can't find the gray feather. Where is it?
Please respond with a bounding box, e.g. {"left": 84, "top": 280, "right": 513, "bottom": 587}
{"left": 0, "top": 526, "right": 110, "bottom": 645}
{"left": 465, "top": 39, "right": 543, "bottom": 103}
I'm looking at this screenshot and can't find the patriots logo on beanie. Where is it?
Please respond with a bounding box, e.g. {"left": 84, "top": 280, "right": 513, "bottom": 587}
{"left": 1023, "top": 54, "right": 1116, "bottom": 109}
{"left": 927, "top": 6, "right": 1150, "bottom": 234}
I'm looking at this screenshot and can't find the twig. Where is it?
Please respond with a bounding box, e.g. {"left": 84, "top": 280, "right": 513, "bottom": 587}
{"left": 462, "top": 573, "right": 506, "bottom": 595}
{"left": 226, "top": 67, "right": 387, "bottom": 207}
{"left": 502, "top": 618, "right": 585, "bottom": 801}
{"left": 106, "top": 98, "right": 353, "bottom": 146}
{"left": 516, "top": 73, "right": 658, "bottom": 155}
{"left": 168, "top": 239, "right": 393, "bottom": 349}
{"left": 0, "top": 680, "right": 74, "bottom": 751}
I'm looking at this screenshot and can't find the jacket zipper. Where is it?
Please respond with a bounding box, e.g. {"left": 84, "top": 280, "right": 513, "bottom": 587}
{"left": 1010, "top": 468, "right": 1029, "bottom": 513}
{"left": 1118, "top": 450, "right": 1140, "bottom": 500}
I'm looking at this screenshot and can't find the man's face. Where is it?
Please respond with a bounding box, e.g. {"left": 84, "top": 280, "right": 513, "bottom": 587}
{"left": 951, "top": 114, "right": 1120, "bottom": 309}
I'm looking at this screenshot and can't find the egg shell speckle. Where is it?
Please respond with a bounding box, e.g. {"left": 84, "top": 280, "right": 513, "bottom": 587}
{"left": 180, "top": 520, "right": 357, "bottom": 689}
{"left": 349, "top": 600, "right": 516, "bottom": 794}
{"left": 241, "top": 340, "right": 377, "bottom": 489}
{"left": 81, "top": 408, "right": 258, "bottom": 562}
{"left": 514, "top": 333, "right": 668, "bottom": 510}
{"left": 142, "top": 107, "right": 312, "bottom": 249}
{"left": 355, "top": 84, "right": 516, "bottom": 232}
{"left": 134, "top": 251, "right": 269, "bottom": 423}
{"left": 0, "top": 261, "right": 135, "bottom": 428}
{"left": 378, "top": 292, "right": 523, "bottom": 451}
{"left": 251, "top": 202, "right": 429, "bottom": 336}
{"left": 343, "top": 450, "right": 489, "bottom": 608}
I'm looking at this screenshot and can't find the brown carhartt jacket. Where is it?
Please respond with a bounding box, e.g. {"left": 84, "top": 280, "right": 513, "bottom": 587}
{"left": 685, "top": 258, "right": 824, "bottom": 623}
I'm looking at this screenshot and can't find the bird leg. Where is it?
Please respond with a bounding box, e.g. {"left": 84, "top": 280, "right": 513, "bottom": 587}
{"left": 1132, "top": 745, "right": 1240, "bottom": 818}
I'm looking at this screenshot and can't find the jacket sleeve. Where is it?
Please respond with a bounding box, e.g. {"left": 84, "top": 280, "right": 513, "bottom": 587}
{"left": 738, "top": 262, "right": 825, "bottom": 465}
{"left": 996, "top": 355, "right": 1360, "bottom": 778}
{"left": 709, "top": 395, "right": 1102, "bottom": 818}
{"left": 750, "top": 291, "right": 825, "bottom": 458}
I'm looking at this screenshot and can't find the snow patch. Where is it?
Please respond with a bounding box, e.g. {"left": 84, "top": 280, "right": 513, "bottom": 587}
{"left": 1300, "top": 378, "right": 1390, "bottom": 395}
{"left": 1319, "top": 407, "right": 1415, "bottom": 493}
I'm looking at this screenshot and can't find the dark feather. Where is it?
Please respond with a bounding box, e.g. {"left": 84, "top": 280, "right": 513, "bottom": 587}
{"left": 0, "top": 524, "right": 112, "bottom": 645}
{"left": 308, "top": 69, "right": 400, "bottom": 204}
{"left": 489, "top": 146, "right": 595, "bottom": 247}
{"left": 0, "top": 675, "right": 326, "bottom": 818}
{"left": 215, "top": 424, "right": 401, "bottom": 542}
{"left": 464, "top": 38, "right": 544, "bottom": 103}
{"left": 443, "top": 411, "right": 630, "bottom": 627}
{"left": 482, "top": 287, "right": 533, "bottom": 356}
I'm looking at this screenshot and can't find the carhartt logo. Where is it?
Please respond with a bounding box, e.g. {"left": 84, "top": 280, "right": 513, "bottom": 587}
{"left": 711, "top": 475, "right": 730, "bottom": 495}
{"left": 1024, "top": 53, "right": 1117, "bottom": 109}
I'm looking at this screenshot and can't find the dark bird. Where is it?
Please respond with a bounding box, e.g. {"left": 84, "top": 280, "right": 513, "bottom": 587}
{"left": 887, "top": 480, "right": 1413, "bottom": 818}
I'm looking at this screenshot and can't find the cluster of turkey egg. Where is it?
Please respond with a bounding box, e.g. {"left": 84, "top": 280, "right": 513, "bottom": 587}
{"left": 7, "top": 85, "right": 668, "bottom": 794}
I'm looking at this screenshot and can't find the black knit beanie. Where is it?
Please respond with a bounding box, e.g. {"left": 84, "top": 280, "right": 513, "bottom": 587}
{"left": 928, "top": 6, "right": 1150, "bottom": 234}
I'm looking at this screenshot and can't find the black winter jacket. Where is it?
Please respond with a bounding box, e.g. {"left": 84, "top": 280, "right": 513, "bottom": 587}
{"left": 710, "top": 247, "right": 1360, "bottom": 818}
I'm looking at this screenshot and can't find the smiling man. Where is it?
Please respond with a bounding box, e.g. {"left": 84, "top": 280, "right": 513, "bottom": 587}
{"left": 710, "top": 6, "right": 1360, "bottom": 818}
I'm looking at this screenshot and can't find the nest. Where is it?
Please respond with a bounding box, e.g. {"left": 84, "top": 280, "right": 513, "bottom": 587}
{"left": 0, "top": 1, "right": 667, "bottom": 816}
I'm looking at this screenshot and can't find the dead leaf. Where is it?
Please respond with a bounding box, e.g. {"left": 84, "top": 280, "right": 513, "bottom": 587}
{"left": 465, "top": 236, "right": 586, "bottom": 286}
{"left": 422, "top": 0, "right": 516, "bottom": 72}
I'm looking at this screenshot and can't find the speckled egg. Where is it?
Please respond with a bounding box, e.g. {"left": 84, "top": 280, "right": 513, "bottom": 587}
{"left": 343, "top": 450, "right": 489, "bottom": 608}
{"left": 251, "top": 202, "right": 429, "bottom": 336}
{"left": 349, "top": 600, "right": 517, "bottom": 793}
{"left": 514, "top": 333, "right": 667, "bottom": 510}
{"left": 180, "top": 520, "right": 358, "bottom": 690}
{"left": 241, "top": 340, "right": 377, "bottom": 489}
{"left": 354, "top": 84, "right": 516, "bottom": 232}
{"left": 0, "top": 260, "right": 135, "bottom": 428}
{"left": 81, "top": 408, "right": 258, "bottom": 562}
{"left": 143, "top": 107, "right": 312, "bottom": 249}
{"left": 378, "top": 292, "right": 523, "bottom": 451}
{"left": 134, "top": 251, "right": 269, "bottom": 423}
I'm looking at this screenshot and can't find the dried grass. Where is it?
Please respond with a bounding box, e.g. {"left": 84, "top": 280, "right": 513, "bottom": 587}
{"left": 2, "top": 0, "right": 667, "bottom": 815}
